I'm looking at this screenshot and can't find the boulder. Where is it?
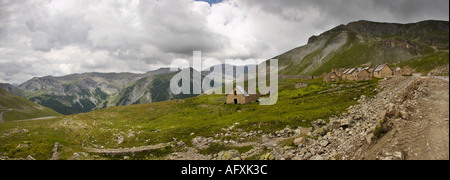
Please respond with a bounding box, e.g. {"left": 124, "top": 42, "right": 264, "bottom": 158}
{"left": 385, "top": 103, "right": 396, "bottom": 111}
{"left": 26, "top": 155, "right": 35, "bottom": 160}
{"left": 382, "top": 152, "right": 404, "bottom": 160}
{"left": 340, "top": 118, "right": 354, "bottom": 129}
{"left": 50, "top": 142, "right": 61, "bottom": 160}
{"left": 312, "top": 126, "right": 329, "bottom": 137}
{"left": 71, "top": 152, "right": 89, "bottom": 160}
{"left": 329, "top": 120, "right": 341, "bottom": 130}
{"left": 116, "top": 136, "right": 124, "bottom": 144}
{"left": 399, "top": 110, "right": 408, "bottom": 120}
{"left": 283, "top": 152, "right": 295, "bottom": 160}
{"left": 294, "top": 137, "right": 306, "bottom": 146}
{"left": 360, "top": 95, "right": 367, "bottom": 101}
{"left": 217, "top": 150, "right": 241, "bottom": 160}
{"left": 192, "top": 136, "right": 215, "bottom": 149}
{"left": 176, "top": 141, "right": 186, "bottom": 147}
{"left": 319, "top": 140, "right": 329, "bottom": 147}
{"left": 311, "top": 119, "right": 326, "bottom": 129}
{"left": 16, "top": 144, "right": 29, "bottom": 149}
{"left": 52, "top": 142, "right": 61, "bottom": 153}
{"left": 353, "top": 115, "right": 363, "bottom": 121}
{"left": 393, "top": 152, "right": 403, "bottom": 159}
{"left": 310, "top": 155, "right": 324, "bottom": 160}
{"left": 365, "top": 133, "right": 374, "bottom": 145}
{"left": 261, "top": 153, "right": 275, "bottom": 160}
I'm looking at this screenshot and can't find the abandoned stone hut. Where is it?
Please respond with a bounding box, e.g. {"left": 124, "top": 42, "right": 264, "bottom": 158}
{"left": 342, "top": 68, "right": 372, "bottom": 81}
{"left": 373, "top": 64, "right": 393, "bottom": 79}
{"left": 402, "top": 66, "right": 413, "bottom": 76}
{"left": 226, "top": 86, "right": 259, "bottom": 105}
{"left": 364, "top": 67, "right": 374, "bottom": 77}
{"left": 323, "top": 71, "right": 341, "bottom": 82}
{"left": 355, "top": 68, "right": 372, "bottom": 81}
{"left": 295, "top": 82, "right": 309, "bottom": 89}
{"left": 343, "top": 68, "right": 357, "bottom": 81}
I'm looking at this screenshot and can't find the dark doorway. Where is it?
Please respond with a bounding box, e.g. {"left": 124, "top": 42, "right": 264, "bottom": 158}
{"left": 234, "top": 99, "right": 238, "bottom": 104}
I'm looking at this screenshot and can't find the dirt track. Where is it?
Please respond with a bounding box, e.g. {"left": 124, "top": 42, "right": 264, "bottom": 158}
{"left": 0, "top": 109, "right": 12, "bottom": 122}
{"left": 357, "top": 77, "right": 449, "bottom": 160}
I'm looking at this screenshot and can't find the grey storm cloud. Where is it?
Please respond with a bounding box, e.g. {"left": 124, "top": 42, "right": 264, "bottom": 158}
{"left": 241, "top": 0, "right": 449, "bottom": 29}
{"left": 0, "top": 0, "right": 448, "bottom": 84}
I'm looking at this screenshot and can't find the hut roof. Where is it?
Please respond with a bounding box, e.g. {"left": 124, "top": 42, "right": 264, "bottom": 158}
{"left": 374, "top": 64, "right": 390, "bottom": 72}
{"left": 236, "top": 86, "right": 249, "bottom": 97}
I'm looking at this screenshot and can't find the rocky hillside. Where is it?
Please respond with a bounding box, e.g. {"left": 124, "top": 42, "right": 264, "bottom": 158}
{"left": 109, "top": 70, "right": 202, "bottom": 107}
{"left": 0, "top": 88, "right": 60, "bottom": 122}
{"left": 277, "top": 20, "right": 449, "bottom": 76}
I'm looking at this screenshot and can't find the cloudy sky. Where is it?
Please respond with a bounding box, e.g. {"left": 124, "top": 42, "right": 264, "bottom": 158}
{"left": 0, "top": 0, "right": 448, "bottom": 84}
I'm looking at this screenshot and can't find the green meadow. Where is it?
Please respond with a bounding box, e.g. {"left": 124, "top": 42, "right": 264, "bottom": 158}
{"left": 0, "top": 78, "right": 379, "bottom": 159}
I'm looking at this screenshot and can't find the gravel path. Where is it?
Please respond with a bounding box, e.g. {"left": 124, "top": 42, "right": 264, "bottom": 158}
{"left": 14, "top": 116, "right": 58, "bottom": 122}
{"left": 432, "top": 76, "right": 449, "bottom": 81}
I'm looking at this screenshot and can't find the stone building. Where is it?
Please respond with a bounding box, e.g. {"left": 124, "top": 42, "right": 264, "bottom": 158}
{"left": 356, "top": 68, "right": 372, "bottom": 81}
{"left": 226, "top": 86, "right": 259, "bottom": 105}
{"left": 323, "top": 72, "right": 341, "bottom": 82}
{"left": 402, "top": 66, "right": 413, "bottom": 76}
{"left": 394, "top": 67, "right": 403, "bottom": 77}
{"left": 364, "top": 67, "right": 374, "bottom": 78}
{"left": 373, "top": 64, "right": 393, "bottom": 78}
{"left": 342, "top": 68, "right": 357, "bottom": 81}
{"left": 295, "top": 82, "right": 309, "bottom": 89}
{"left": 342, "top": 68, "right": 372, "bottom": 81}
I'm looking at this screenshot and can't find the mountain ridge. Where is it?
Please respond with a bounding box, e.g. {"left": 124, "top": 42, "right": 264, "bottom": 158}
{"left": 6, "top": 68, "right": 175, "bottom": 115}
{"left": 276, "top": 20, "right": 449, "bottom": 76}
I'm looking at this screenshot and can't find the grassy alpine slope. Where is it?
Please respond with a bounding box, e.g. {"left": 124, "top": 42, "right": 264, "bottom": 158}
{"left": 392, "top": 51, "right": 449, "bottom": 75}
{"left": 0, "top": 78, "right": 378, "bottom": 159}
{"left": 0, "top": 88, "right": 61, "bottom": 122}
{"left": 277, "top": 20, "right": 449, "bottom": 76}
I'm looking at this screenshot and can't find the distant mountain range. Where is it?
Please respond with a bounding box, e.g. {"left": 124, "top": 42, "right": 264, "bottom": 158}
{"left": 1, "top": 68, "right": 177, "bottom": 115}
{"left": 0, "top": 66, "right": 252, "bottom": 115}
{"left": 202, "top": 64, "right": 256, "bottom": 83}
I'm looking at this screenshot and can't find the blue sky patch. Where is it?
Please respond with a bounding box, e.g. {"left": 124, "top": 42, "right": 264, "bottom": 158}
{"left": 195, "top": 0, "right": 223, "bottom": 5}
